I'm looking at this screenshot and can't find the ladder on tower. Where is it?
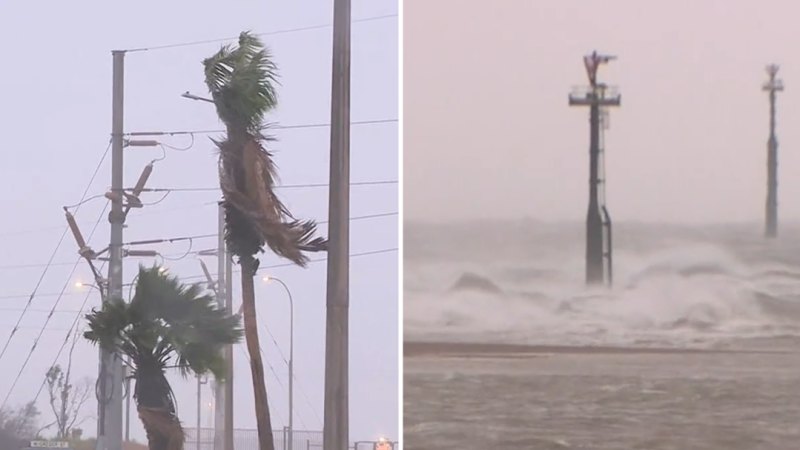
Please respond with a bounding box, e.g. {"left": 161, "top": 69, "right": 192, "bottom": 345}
{"left": 599, "top": 107, "right": 613, "bottom": 287}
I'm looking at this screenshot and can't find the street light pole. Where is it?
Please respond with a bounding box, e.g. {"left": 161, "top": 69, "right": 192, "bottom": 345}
{"left": 263, "top": 276, "right": 294, "bottom": 450}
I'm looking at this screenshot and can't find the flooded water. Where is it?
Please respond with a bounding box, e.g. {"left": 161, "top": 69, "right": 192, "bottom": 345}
{"left": 404, "top": 221, "right": 800, "bottom": 449}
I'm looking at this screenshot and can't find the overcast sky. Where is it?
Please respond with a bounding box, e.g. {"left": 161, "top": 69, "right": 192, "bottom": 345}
{"left": 405, "top": 0, "right": 800, "bottom": 225}
{"left": 0, "top": 0, "right": 397, "bottom": 443}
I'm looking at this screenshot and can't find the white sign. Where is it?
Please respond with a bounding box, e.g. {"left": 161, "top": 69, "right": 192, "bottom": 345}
{"left": 29, "top": 441, "right": 69, "bottom": 448}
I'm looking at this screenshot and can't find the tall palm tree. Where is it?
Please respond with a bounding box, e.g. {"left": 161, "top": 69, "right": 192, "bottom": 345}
{"left": 203, "top": 32, "right": 327, "bottom": 450}
{"left": 84, "top": 266, "right": 242, "bottom": 450}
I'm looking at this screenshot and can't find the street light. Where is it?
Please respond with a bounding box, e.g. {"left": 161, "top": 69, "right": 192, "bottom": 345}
{"left": 262, "top": 275, "right": 294, "bottom": 450}
{"left": 181, "top": 91, "right": 215, "bottom": 103}
{"left": 75, "top": 281, "right": 105, "bottom": 299}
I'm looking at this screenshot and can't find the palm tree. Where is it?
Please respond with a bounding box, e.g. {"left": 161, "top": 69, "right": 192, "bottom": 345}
{"left": 202, "top": 32, "right": 327, "bottom": 450}
{"left": 84, "top": 266, "right": 242, "bottom": 450}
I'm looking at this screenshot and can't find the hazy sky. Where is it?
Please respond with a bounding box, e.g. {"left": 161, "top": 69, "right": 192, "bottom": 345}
{"left": 405, "top": 0, "right": 800, "bottom": 225}
{"left": 0, "top": 0, "right": 397, "bottom": 443}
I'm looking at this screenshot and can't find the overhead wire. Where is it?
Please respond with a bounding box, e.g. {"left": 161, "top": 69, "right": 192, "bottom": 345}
{"left": 128, "top": 118, "right": 397, "bottom": 138}
{"left": 180, "top": 247, "right": 399, "bottom": 283}
{"left": 32, "top": 259, "right": 107, "bottom": 404}
{"left": 2, "top": 200, "right": 110, "bottom": 408}
{"left": 124, "top": 13, "right": 397, "bottom": 53}
{"left": 0, "top": 213, "right": 397, "bottom": 276}
{"left": 234, "top": 344, "right": 287, "bottom": 427}
{"left": 127, "top": 180, "right": 399, "bottom": 193}
{"left": 0, "top": 141, "right": 111, "bottom": 362}
{"left": 129, "top": 118, "right": 398, "bottom": 137}
{"left": 257, "top": 322, "right": 315, "bottom": 429}
{"left": 0, "top": 181, "right": 398, "bottom": 242}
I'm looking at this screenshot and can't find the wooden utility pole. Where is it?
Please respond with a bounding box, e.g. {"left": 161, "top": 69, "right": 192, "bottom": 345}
{"left": 763, "top": 64, "right": 783, "bottom": 238}
{"left": 323, "top": 0, "right": 351, "bottom": 449}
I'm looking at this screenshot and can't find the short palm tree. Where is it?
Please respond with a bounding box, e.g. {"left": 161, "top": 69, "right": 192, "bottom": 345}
{"left": 84, "top": 266, "right": 242, "bottom": 450}
{"left": 203, "top": 32, "right": 327, "bottom": 450}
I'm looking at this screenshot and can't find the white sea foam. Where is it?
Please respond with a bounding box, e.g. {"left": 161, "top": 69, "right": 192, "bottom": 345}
{"left": 405, "top": 222, "right": 800, "bottom": 347}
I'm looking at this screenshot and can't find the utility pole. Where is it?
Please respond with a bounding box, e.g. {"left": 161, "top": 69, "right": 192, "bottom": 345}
{"left": 569, "top": 51, "right": 620, "bottom": 286}
{"left": 97, "top": 49, "right": 126, "bottom": 450}
{"left": 224, "top": 236, "right": 234, "bottom": 450}
{"left": 763, "top": 64, "right": 783, "bottom": 239}
{"left": 324, "top": 0, "right": 351, "bottom": 449}
{"left": 197, "top": 375, "right": 203, "bottom": 450}
{"left": 211, "top": 202, "right": 234, "bottom": 450}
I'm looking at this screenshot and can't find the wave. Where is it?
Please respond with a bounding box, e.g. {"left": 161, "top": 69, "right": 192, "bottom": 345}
{"left": 405, "top": 239, "right": 800, "bottom": 347}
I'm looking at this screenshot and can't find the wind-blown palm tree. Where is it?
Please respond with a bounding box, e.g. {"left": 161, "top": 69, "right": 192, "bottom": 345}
{"left": 84, "top": 266, "right": 242, "bottom": 450}
{"left": 203, "top": 32, "right": 327, "bottom": 450}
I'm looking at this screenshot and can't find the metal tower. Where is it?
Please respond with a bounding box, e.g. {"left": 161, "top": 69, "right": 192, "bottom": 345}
{"left": 569, "top": 51, "right": 620, "bottom": 286}
{"left": 763, "top": 64, "right": 783, "bottom": 238}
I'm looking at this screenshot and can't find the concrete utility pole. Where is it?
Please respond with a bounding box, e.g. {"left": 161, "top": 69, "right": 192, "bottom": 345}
{"left": 97, "top": 49, "right": 126, "bottom": 450}
{"left": 569, "top": 51, "right": 620, "bottom": 286}
{"left": 763, "top": 64, "right": 783, "bottom": 238}
{"left": 197, "top": 376, "right": 204, "bottom": 450}
{"left": 210, "top": 202, "right": 235, "bottom": 450}
{"left": 224, "top": 233, "right": 234, "bottom": 450}
{"left": 324, "top": 0, "right": 351, "bottom": 448}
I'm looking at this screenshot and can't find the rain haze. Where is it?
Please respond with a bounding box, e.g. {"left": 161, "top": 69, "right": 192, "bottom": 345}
{"left": 0, "top": 0, "right": 398, "bottom": 445}
{"left": 404, "top": 1, "right": 800, "bottom": 449}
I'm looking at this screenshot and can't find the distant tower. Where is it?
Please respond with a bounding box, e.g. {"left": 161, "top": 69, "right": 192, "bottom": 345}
{"left": 763, "top": 64, "right": 783, "bottom": 239}
{"left": 569, "top": 51, "right": 620, "bottom": 286}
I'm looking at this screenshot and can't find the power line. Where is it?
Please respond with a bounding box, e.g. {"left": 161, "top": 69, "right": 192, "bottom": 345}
{"left": 127, "top": 180, "right": 399, "bottom": 193}
{"left": 234, "top": 344, "right": 287, "bottom": 427}
{"left": 32, "top": 260, "right": 107, "bottom": 405}
{"left": 0, "top": 246, "right": 397, "bottom": 297}
{"left": 0, "top": 142, "right": 110, "bottom": 362}
{"left": 121, "top": 213, "right": 398, "bottom": 248}
{"left": 256, "top": 320, "right": 318, "bottom": 429}
{"left": 181, "top": 247, "right": 398, "bottom": 283}
{"left": 2, "top": 201, "right": 109, "bottom": 409}
{"left": 129, "top": 118, "right": 398, "bottom": 137}
{"left": 0, "top": 308, "right": 81, "bottom": 314}
{"left": 0, "top": 181, "right": 398, "bottom": 240}
{"left": 124, "top": 14, "right": 397, "bottom": 53}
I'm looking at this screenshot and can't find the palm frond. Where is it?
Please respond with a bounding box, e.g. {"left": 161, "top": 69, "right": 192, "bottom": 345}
{"left": 84, "top": 265, "right": 242, "bottom": 385}
{"left": 204, "top": 31, "right": 327, "bottom": 267}
{"left": 204, "top": 32, "right": 278, "bottom": 134}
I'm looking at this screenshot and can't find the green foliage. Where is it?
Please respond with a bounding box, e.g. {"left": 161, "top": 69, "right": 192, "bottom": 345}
{"left": 203, "top": 32, "right": 327, "bottom": 266}
{"left": 84, "top": 265, "right": 242, "bottom": 409}
{"left": 203, "top": 31, "right": 278, "bottom": 135}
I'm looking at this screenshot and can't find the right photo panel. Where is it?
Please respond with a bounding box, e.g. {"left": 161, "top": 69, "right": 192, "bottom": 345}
{"left": 403, "top": 1, "right": 800, "bottom": 449}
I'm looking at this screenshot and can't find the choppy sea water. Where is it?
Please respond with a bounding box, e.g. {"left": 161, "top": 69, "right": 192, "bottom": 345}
{"left": 404, "top": 221, "right": 800, "bottom": 449}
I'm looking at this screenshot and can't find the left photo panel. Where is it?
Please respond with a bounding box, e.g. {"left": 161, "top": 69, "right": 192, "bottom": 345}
{"left": 0, "top": 1, "right": 399, "bottom": 450}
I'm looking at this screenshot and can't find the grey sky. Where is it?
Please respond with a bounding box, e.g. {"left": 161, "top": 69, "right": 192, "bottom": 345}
{"left": 405, "top": 0, "right": 800, "bottom": 224}
{"left": 0, "top": 0, "right": 397, "bottom": 443}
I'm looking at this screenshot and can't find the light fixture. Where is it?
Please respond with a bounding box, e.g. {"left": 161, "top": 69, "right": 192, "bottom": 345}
{"left": 181, "top": 91, "right": 214, "bottom": 103}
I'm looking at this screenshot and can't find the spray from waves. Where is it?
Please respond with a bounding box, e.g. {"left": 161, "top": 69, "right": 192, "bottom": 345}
{"left": 405, "top": 240, "right": 800, "bottom": 347}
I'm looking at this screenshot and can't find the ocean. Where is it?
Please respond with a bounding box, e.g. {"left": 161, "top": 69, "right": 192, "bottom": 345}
{"left": 404, "top": 220, "right": 800, "bottom": 449}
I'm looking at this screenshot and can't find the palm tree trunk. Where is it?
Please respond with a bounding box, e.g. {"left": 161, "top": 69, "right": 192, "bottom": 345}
{"left": 138, "top": 405, "right": 184, "bottom": 450}
{"left": 241, "top": 256, "right": 276, "bottom": 450}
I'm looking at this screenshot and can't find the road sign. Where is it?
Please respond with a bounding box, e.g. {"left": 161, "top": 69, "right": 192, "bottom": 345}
{"left": 28, "top": 441, "right": 70, "bottom": 448}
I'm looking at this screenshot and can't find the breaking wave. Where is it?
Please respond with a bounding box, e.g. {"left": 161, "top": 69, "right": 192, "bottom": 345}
{"left": 405, "top": 222, "right": 800, "bottom": 347}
